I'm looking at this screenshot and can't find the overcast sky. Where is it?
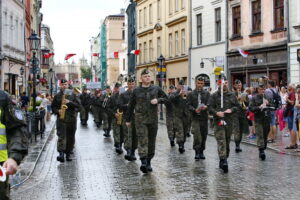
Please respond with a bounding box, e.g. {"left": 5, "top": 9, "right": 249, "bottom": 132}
{"left": 41, "top": 0, "right": 125, "bottom": 64}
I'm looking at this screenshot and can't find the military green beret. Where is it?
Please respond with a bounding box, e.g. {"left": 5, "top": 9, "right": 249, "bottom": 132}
{"left": 61, "top": 79, "right": 68, "bottom": 84}
{"left": 178, "top": 80, "right": 185, "bottom": 85}
{"left": 114, "top": 82, "right": 121, "bottom": 88}
{"left": 141, "top": 69, "right": 149, "bottom": 76}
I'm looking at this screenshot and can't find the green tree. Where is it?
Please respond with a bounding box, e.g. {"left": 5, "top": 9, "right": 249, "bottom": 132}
{"left": 80, "top": 67, "right": 92, "bottom": 80}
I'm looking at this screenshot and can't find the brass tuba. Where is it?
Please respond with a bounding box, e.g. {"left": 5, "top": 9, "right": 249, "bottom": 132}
{"left": 102, "top": 92, "right": 112, "bottom": 108}
{"left": 116, "top": 109, "right": 123, "bottom": 125}
{"left": 59, "top": 94, "right": 68, "bottom": 120}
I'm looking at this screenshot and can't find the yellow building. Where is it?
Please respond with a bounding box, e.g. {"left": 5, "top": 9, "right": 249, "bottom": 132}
{"left": 135, "top": 0, "right": 190, "bottom": 88}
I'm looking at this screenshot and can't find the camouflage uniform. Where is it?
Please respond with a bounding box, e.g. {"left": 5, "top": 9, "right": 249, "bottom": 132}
{"left": 208, "top": 90, "right": 239, "bottom": 160}
{"left": 0, "top": 91, "right": 28, "bottom": 199}
{"left": 169, "top": 91, "right": 188, "bottom": 152}
{"left": 166, "top": 93, "right": 175, "bottom": 144}
{"left": 119, "top": 89, "right": 138, "bottom": 160}
{"left": 79, "top": 92, "right": 91, "bottom": 125}
{"left": 125, "top": 85, "right": 167, "bottom": 172}
{"left": 52, "top": 90, "right": 81, "bottom": 161}
{"left": 91, "top": 95, "right": 103, "bottom": 127}
{"left": 187, "top": 88, "right": 210, "bottom": 158}
{"left": 249, "top": 94, "right": 271, "bottom": 153}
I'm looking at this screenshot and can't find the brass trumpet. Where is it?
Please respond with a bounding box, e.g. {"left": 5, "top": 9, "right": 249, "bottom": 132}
{"left": 116, "top": 109, "right": 123, "bottom": 125}
{"left": 59, "top": 94, "right": 68, "bottom": 120}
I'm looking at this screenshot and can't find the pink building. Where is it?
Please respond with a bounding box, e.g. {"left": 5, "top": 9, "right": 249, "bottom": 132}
{"left": 227, "top": 0, "right": 287, "bottom": 87}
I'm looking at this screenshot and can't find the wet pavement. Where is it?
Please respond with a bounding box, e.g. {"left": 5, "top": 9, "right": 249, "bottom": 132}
{"left": 11, "top": 116, "right": 300, "bottom": 200}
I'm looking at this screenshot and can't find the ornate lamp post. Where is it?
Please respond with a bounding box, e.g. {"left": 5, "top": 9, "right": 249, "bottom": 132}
{"left": 157, "top": 54, "right": 165, "bottom": 120}
{"left": 28, "top": 32, "right": 40, "bottom": 112}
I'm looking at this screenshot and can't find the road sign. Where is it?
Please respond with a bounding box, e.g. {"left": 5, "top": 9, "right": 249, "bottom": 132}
{"left": 86, "top": 82, "right": 102, "bottom": 89}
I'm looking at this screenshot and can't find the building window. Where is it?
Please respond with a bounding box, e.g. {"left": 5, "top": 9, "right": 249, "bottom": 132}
{"left": 175, "top": 31, "right": 179, "bottom": 56}
{"left": 181, "top": 0, "right": 185, "bottom": 10}
{"left": 144, "top": 7, "right": 147, "bottom": 27}
{"left": 149, "top": 40, "right": 153, "bottom": 61}
{"left": 197, "top": 14, "right": 202, "bottom": 45}
{"left": 139, "top": 10, "right": 142, "bottom": 28}
{"left": 215, "top": 8, "right": 221, "bottom": 42}
{"left": 181, "top": 29, "right": 185, "bottom": 54}
{"left": 122, "top": 30, "right": 125, "bottom": 40}
{"left": 274, "top": 0, "right": 284, "bottom": 30}
{"left": 169, "top": 33, "right": 173, "bottom": 57}
{"left": 175, "top": 0, "right": 179, "bottom": 12}
{"left": 252, "top": 0, "right": 261, "bottom": 32}
{"left": 232, "top": 6, "right": 241, "bottom": 36}
{"left": 149, "top": 4, "right": 153, "bottom": 24}
{"left": 139, "top": 43, "right": 142, "bottom": 64}
{"left": 157, "top": 0, "right": 161, "bottom": 20}
{"left": 169, "top": 0, "right": 173, "bottom": 15}
{"left": 157, "top": 37, "right": 161, "bottom": 57}
{"left": 144, "top": 42, "right": 147, "bottom": 63}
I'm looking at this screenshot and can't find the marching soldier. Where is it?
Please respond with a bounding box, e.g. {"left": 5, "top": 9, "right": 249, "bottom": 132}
{"left": 111, "top": 83, "right": 124, "bottom": 154}
{"left": 169, "top": 80, "right": 188, "bottom": 153}
{"left": 52, "top": 79, "right": 81, "bottom": 162}
{"left": 125, "top": 69, "right": 168, "bottom": 173}
{"left": 208, "top": 76, "right": 239, "bottom": 173}
{"left": 101, "top": 86, "right": 113, "bottom": 137}
{"left": 119, "top": 78, "right": 138, "bottom": 160}
{"left": 166, "top": 85, "right": 176, "bottom": 147}
{"left": 249, "top": 84, "right": 272, "bottom": 160}
{"left": 92, "top": 89, "right": 103, "bottom": 128}
{"left": 0, "top": 91, "right": 28, "bottom": 199}
{"left": 79, "top": 87, "right": 91, "bottom": 126}
{"left": 187, "top": 77, "right": 210, "bottom": 160}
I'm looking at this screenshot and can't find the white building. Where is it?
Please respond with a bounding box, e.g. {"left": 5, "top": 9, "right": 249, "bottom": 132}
{"left": 0, "top": 0, "right": 26, "bottom": 95}
{"left": 288, "top": 0, "right": 300, "bottom": 84}
{"left": 90, "top": 34, "right": 100, "bottom": 82}
{"left": 190, "top": 0, "right": 226, "bottom": 90}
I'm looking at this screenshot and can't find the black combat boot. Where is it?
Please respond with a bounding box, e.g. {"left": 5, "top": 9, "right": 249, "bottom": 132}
{"left": 219, "top": 159, "right": 228, "bottom": 173}
{"left": 259, "top": 148, "right": 266, "bottom": 161}
{"left": 140, "top": 159, "right": 148, "bottom": 173}
{"left": 103, "top": 129, "right": 108, "bottom": 137}
{"left": 115, "top": 144, "right": 123, "bottom": 154}
{"left": 147, "top": 158, "right": 153, "bottom": 172}
{"left": 170, "top": 140, "right": 175, "bottom": 147}
{"left": 66, "top": 153, "right": 72, "bottom": 162}
{"left": 124, "top": 149, "right": 132, "bottom": 161}
{"left": 57, "top": 152, "right": 65, "bottom": 163}
{"left": 235, "top": 142, "right": 242, "bottom": 153}
{"left": 195, "top": 150, "right": 201, "bottom": 160}
{"left": 178, "top": 143, "right": 185, "bottom": 153}
{"left": 199, "top": 150, "right": 205, "bottom": 159}
{"left": 130, "top": 150, "right": 137, "bottom": 161}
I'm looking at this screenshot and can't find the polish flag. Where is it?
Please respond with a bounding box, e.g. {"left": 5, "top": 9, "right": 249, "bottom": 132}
{"left": 65, "top": 53, "right": 76, "bottom": 60}
{"left": 237, "top": 48, "right": 249, "bottom": 58}
{"left": 43, "top": 53, "right": 55, "bottom": 59}
{"left": 110, "top": 52, "right": 119, "bottom": 58}
{"left": 130, "top": 50, "right": 141, "bottom": 55}
{"left": 92, "top": 53, "right": 100, "bottom": 57}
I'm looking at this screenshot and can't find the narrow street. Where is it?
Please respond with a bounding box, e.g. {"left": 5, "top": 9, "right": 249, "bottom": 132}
{"left": 10, "top": 116, "right": 300, "bottom": 200}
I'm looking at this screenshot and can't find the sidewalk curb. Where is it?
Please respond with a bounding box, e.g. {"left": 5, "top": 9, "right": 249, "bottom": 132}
{"left": 159, "top": 120, "right": 299, "bottom": 157}
{"left": 11, "top": 122, "right": 56, "bottom": 188}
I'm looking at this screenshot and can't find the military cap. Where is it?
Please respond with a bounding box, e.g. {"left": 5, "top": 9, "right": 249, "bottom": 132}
{"left": 197, "top": 76, "right": 205, "bottom": 81}
{"left": 60, "top": 79, "right": 68, "bottom": 84}
{"left": 128, "top": 76, "right": 135, "bottom": 83}
{"left": 234, "top": 79, "right": 241, "bottom": 84}
{"left": 114, "top": 82, "right": 121, "bottom": 88}
{"left": 178, "top": 80, "right": 185, "bottom": 85}
{"left": 141, "top": 69, "right": 149, "bottom": 76}
{"left": 188, "top": 87, "right": 192, "bottom": 91}
{"left": 105, "top": 85, "right": 111, "bottom": 89}
{"left": 257, "top": 84, "right": 265, "bottom": 89}
{"left": 169, "top": 85, "right": 175, "bottom": 89}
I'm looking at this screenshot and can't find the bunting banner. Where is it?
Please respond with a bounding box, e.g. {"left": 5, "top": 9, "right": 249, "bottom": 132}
{"left": 109, "top": 52, "right": 119, "bottom": 59}
{"left": 130, "top": 50, "right": 141, "bottom": 55}
{"left": 65, "top": 53, "right": 76, "bottom": 60}
{"left": 237, "top": 48, "right": 249, "bottom": 58}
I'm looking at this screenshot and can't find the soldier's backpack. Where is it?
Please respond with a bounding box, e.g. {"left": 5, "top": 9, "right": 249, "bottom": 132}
{"left": 270, "top": 89, "right": 281, "bottom": 109}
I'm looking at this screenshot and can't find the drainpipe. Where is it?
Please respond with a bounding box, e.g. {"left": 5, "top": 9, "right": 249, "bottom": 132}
{"left": 188, "top": 0, "right": 192, "bottom": 87}
{"left": 287, "top": 0, "right": 291, "bottom": 84}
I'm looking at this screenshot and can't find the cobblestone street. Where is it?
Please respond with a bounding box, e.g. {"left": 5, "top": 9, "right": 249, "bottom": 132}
{"left": 10, "top": 117, "right": 300, "bottom": 200}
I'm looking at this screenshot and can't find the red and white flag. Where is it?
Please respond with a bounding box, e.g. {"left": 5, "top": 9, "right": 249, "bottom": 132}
{"left": 92, "top": 53, "right": 100, "bottom": 57}
{"left": 237, "top": 48, "right": 249, "bottom": 58}
{"left": 65, "top": 53, "right": 76, "bottom": 60}
{"left": 43, "top": 53, "right": 55, "bottom": 59}
{"left": 110, "top": 52, "right": 119, "bottom": 59}
{"left": 130, "top": 50, "right": 141, "bottom": 55}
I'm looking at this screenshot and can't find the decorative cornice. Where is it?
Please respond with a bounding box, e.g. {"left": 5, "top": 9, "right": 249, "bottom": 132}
{"left": 193, "top": 6, "right": 203, "bottom": 12}
{"left": 165, "top": 16, "right": 187, "bottom": 27}
{"left": 136, "top": 28, "right": 154, "bottom": 37}
{"left": 165, "top": 55, "right": 188, "bottom": 64}
{"left": 211, "top": 0, "right": 223, "bottom": 6}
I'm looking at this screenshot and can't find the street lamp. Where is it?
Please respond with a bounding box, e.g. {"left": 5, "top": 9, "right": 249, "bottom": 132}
{"left": 157, "top": 54, "right": 165, "bottom": 120}
{"left": 200, "top": 58, "right": 216, "bottom": 68}
{"left": 28, "top": 32, "right": 41, "bottom": 112}
{"left": 48, "top": 68, "right": 54, "bottom": 97}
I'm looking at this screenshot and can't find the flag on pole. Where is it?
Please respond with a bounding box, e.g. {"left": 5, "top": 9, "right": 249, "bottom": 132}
{"left": 65, "top": 53, "right": 76, "bottom": 60}
{"left": 92, "top": 53, "right": 100, "bottom": 57}
{"left": 109, "top": 52, "right": 119, "bottom": 58}
{"left": 43, "top": 53, "right": 55, "bottom": 59}
{"left": 237, "top": 48, "right": 249, "bottom": 58}
{"left": 130, "top": 50, "right": 141, "bottom": 55}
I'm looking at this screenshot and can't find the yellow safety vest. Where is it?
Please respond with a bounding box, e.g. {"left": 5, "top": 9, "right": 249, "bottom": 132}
{"left": 0, "top": 110, "right": 7, "bottom": 162}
